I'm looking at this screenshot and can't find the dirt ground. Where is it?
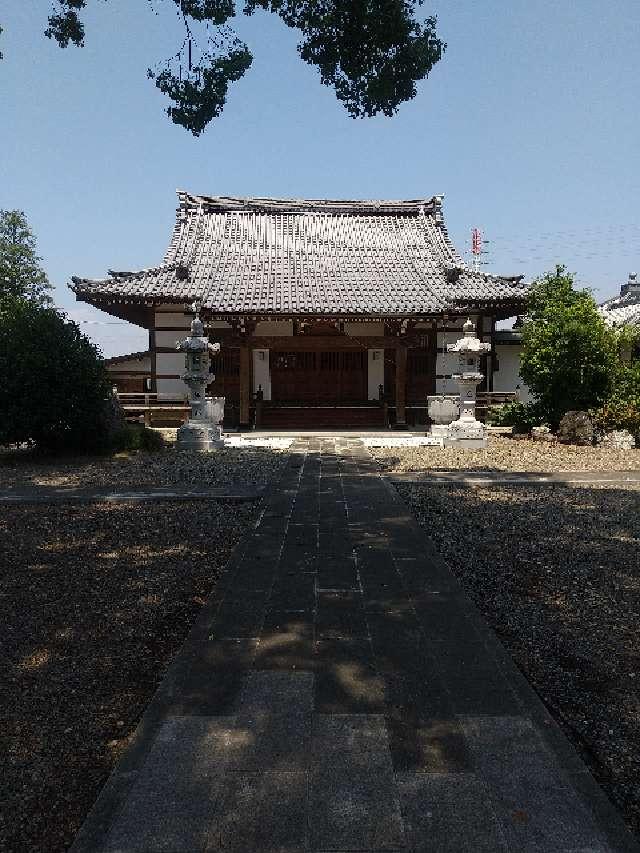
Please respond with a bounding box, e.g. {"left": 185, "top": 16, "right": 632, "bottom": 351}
{"left": 0, "top": 444, "right": 285, "bottom": 490}
{"left": 373, "top": 435, "right": 640, "bottom": 472}
{"left": 0, "top": 499, "right": 260, "bottom": 853}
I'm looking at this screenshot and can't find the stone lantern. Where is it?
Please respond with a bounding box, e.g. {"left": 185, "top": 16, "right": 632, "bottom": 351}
{"left": 445, "top": 318, "right": 490, "bottom": 448}
{"left": 175, "top": 302, "right": 225, "bottom": 451}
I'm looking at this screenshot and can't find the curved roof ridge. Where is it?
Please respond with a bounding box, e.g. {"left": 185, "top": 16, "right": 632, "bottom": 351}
{"left": 175, "top": 189, "right": 444, "bottom": 217}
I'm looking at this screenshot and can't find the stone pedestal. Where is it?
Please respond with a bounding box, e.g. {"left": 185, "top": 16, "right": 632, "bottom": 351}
{"left": 176, "top": 418, "right": 224, "bottom": 451}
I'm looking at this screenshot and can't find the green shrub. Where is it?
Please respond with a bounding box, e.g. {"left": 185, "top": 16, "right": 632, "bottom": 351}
{"left": 0, "top": 296, "right": 112, "bottom": 452}
{"left": 520, "top": 266, "right": 617, "bottom": 428}
{"left": 112, "top": 424, "right": 165, "bottom": 452}
{"left": 590, "top": 359, "right": 640, "bottom": 440}
{"left": 486, "top": 401, "right": 543, "bottom": 433}
{"left": 590, "top": 402, "right": 640, "bottom": 441}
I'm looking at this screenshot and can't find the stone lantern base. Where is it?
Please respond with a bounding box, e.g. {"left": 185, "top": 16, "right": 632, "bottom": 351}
{"left": 176, "top": 395, "right": 226, "bottom": 452}
{"left": 443, "top": 418, "right": 487, "bottom": 449}
{"left": 176, "top": 421, "right": 224, "bottom": 451}
{"left": 443, "top": 435, "right": 487, "bottom": 450}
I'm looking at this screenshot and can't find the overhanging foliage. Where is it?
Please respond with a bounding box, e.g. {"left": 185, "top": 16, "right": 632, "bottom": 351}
{"left": 4, "top": 0, "right": 445, "bottom": 135}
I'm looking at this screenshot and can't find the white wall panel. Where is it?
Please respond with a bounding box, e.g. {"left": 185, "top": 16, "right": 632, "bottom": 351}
{"left": 155, "top": 330, "right": 184, "bottom": 348}
{"left": 367, "top": 350, "right": 384, "bottom": 400}
{"left": 493, "top": 346, "right": 532, "bottom": 401}
{"left": 156, "top": 378, "right": 187, "bottom": 400}
{"left": 156, "top": 352, "right": 185, "bottom": 375}
{"left": 253, "top": 349, "right": 271, "bottom": 399}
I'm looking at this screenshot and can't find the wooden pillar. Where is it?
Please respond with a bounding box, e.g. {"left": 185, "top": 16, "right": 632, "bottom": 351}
{"left": 488, "top": 316, "right": 496, "bottom": 392}
{"left": 395, "top": 345, "right": 407, "bottom": 428}
{"left": 239, "top": 344, "right": 251, "bottom": 427}
{"left": 149, "top": 329, "right": 157, "bottom": 394}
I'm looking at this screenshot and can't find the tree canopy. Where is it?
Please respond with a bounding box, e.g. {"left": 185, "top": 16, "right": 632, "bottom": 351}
{"left": 0, "top": 210, "right": 53, "bottom": 306}
{"left": 520, "top": 265, "right": 618, "bottom": 427}
{"left": 3, "top": 0, "right": 445, "bottom": 135}
{"left": 0, "top": 296, "right": 111, "bottom": 451}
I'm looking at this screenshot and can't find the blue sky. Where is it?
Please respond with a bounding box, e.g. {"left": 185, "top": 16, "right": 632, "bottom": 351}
{"left": 2, "top": 0, "right": 639, "bottom": 356}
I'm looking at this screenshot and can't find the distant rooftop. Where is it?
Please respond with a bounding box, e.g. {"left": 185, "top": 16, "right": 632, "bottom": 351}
{"left": 600, "top": 272, "right": 640, "bottom": 327}
{"left": 71, "top": 191, "right": 528, "bottom": 318}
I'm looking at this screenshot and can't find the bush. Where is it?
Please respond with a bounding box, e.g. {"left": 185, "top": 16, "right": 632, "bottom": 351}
{"left": 591, "top": 402, "right": 640, "bottom": 443}
{"left": 520, "top": 266, "right": 617, "bottom": 427}
{"left": 112, "top": 424, "right": 165, "bottom": 452}
{"left": 590, "top": 358, "right": 640, "bottom": 441}
{"left": 0, "top": 296, "right": 111, "bottom": 452}
{"left": 486, "top": 401, "right": 543, "bottom": 433}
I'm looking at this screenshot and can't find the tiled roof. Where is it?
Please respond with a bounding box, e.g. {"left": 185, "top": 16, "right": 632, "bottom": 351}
{"left": 600, "top": 275, "right": 640, "bottom": 327}
{"left": 71, "top": 191, "right": 529, "bottom": 317}
{"left": 104, "top": 350, "right": 150, "bottom": 366}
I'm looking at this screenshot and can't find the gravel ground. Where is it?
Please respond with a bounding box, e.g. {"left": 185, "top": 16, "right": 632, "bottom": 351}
{"left": 373, "top": 435, "right": 640, "bottom": 473}
{"left": 397, "top": 479, "right": 640, "bottom": 838}
{"left": 0, "top": 445, "right": 285, "bottom": 491}
{"left": 0, "top": 499, "right": 262, "bottom": 853}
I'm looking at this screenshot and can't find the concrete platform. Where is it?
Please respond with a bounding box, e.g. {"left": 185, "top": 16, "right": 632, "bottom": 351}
{"left": 70, "top": 439, "right": 639, "bottom": 853}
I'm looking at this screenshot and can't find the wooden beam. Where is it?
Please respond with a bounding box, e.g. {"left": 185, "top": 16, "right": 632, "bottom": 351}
{"left": 395, "top": 346, "right": 407, "bottom": 427}
{"left": 239, "top": 345, "right": 251, "bottom": 426}
{"left": 244, "top": 335, "right": 415, "bottom": 351}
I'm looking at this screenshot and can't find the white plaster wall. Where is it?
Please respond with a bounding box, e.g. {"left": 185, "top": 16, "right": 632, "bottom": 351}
{"left": 253, "top": 349, "right": 272, "bottom": 400}
{"left": 156, "top": 351, "right": 186, "bottom": 376}
{"left": 367, "top": 350, "right": 384, "bottom": 400}
{"left": 156, "top": 378, "right": 188, "bottom": 400}
{"left": 154, "top": 330, "right": 184, "bottom": 348}
{"left": 493, "top": 345, "right": 532, "bottom": 401}
{"left": 155, "top": 352, "right": 187, "bottom": 399}
{"left": 345, "top": 322, "right": 384, "bottom": 337}
{"left": 436, "top": 330, "right": 461, "bottom": 393}
{"left": 255, "top": 320, "right": 293, "bottom": 336}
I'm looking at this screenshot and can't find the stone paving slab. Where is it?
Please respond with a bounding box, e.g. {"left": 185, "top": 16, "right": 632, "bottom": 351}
{"left": 207, "top": 771, "right": 308, "bottom": 853}
{"left": 398, "top": 772, "right": 509, "bottom": 852}
{"left": 310, "top": 715, "right": 405, "bottom": 852}
{"left": 103, "top": 716, "right": 238, "bottom": 853}
{"left": 461, "top": 715, "right": 610, "bottom": 852}
{"left": 71, "top": 439, "right": 640, "bottom": 853}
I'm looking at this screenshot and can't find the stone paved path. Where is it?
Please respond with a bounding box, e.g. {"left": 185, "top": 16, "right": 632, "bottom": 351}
{"left": 72, "top": 439, "right": 639, "bottom": 853}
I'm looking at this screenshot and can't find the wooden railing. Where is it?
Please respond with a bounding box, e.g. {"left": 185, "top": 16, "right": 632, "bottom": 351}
{"left": 476, "top": 391, "right": 518, "bottom": 419}
{"left": 115, "top": 391, "right": 190, "bottom": 426}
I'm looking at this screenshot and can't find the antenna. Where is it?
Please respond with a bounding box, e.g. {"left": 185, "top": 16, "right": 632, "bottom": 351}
{"left": 471, "top": 227, "right": 491, "bottom": 272}
{"left": 471, "top": 228, "right": 482, "bottom": 272}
